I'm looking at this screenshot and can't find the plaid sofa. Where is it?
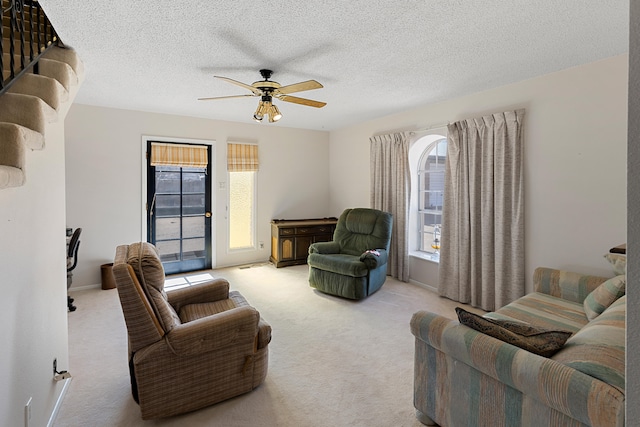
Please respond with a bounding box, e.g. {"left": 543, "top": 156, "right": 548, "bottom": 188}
{"left": 411, "top": 267, "right": 625, "bottom": 427}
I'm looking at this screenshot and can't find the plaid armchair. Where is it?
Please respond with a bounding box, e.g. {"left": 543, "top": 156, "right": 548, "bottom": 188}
{"left": 113, "top": 242, "right": 271, "bottom": 419}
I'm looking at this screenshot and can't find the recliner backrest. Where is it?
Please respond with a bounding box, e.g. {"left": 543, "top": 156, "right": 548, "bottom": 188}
{"left": 126, "top": 242, "right": 181, "bottom": 332}
{"left": 333, "top": 208, "right": 393, "bottom": 256}
{"left": 113, "top": 245, "right": 165, "bottom": 353}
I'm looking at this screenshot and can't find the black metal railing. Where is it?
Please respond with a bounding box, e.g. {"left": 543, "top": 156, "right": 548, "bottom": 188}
{"left": 1, "top": 0, "right": 60, "bottom": 96}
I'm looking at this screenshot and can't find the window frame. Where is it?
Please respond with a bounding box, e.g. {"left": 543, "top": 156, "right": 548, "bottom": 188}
{"left": 408, "top": 130, "right": 448, "bottom": 263}
{"left": 416, "top": 137, "right": 446, "bottom": 255}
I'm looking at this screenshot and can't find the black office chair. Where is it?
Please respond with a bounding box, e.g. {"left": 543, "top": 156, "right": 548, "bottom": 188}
{"left": 67, "top": 228, "right": 82, "bottom": 312}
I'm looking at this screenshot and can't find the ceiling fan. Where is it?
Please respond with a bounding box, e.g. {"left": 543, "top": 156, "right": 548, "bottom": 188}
{"left": 198, "top": 69, "right": 326, "bottom": 123}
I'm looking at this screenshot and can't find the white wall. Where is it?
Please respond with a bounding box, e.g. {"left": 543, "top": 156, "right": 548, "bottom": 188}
{"left": 329, "top": 55, "right": 628, "bottom": 291}
{"left": 64, "top": 105, "right": 331, "bottom": 287}
{"left": 0, "top": 121, "right": 69, "bottom": 426}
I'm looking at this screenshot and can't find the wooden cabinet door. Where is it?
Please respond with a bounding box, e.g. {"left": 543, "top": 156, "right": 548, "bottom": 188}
{"left": 270, "top": 219, "right": 337, "bottom": 267}
{"left": 295, "top": 236, "right": 313, "bottom": 260}
{"left": 280, "top": 237, "right": 295, "bottom": 261}
{"left": 313, "top": 233, "right": 333, "bottom": 243}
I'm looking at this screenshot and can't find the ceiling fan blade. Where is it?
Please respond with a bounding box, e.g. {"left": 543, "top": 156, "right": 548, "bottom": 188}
{"left": 275, "top": 80, "right": 323, "bottom": 95}
{"left": 276, "top": 94, "right": 326, "bottom": 108}
{"left": 214, "top": 76, "right": 262, "bottom": 95}
{"left": 198, "top": 94, "right": 256, "bottom": 101}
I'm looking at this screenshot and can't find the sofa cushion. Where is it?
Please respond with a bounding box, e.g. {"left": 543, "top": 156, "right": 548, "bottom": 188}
{"left": 180, "top": 299, "right": 236, "bottom": 323}
{"left": 553, "top": 296, "right": 626, "bottom": 392}
{"left": 307, "top": 253, "right": 369, "bottom": 277}
{"left": 179, "top": 291, "right": 248, "bottom": 323}
{"left": 456, "top": 307, "right": 573, "bottom": 357}
{"left": 583, "top": 275, "right": 625, "bottom": 321}
{"left": 488, "top": 292, "right": 588, "bottom": 333}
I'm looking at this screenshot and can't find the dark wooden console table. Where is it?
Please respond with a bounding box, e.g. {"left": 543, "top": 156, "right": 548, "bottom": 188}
{"left": 270, "top": 217, "right": 338, "bottom": 268}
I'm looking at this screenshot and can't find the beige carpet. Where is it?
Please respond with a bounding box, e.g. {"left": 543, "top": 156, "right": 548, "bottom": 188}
{"left": 54, "top": 263, "right": 478, "bottom": 427}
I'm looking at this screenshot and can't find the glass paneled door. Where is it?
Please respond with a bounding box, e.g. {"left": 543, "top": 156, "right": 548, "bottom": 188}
{"left": 147, "top": 142, "right": 212, "bottom": 275}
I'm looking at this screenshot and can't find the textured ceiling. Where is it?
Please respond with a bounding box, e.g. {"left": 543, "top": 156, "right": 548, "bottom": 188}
{"left": 39, "top": 1, "right": 629, "bottom": 131}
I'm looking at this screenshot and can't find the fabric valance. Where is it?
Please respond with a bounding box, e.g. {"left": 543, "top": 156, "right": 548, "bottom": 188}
{"left": 150, "top": 142, "right": 208, "bottom": 168}
{"left": 227, "top": 143, "right": 259, "bottom": 172}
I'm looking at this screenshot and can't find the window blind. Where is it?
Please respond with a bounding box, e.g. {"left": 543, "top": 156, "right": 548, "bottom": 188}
{"left": 150, "top": 142, "right": 208, "bottom": 168}
{"left": 227, "top": 143, "right": 259, "bottom": 172}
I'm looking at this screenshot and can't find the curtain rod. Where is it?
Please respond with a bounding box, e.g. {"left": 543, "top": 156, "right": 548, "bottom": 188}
{"left": 373, "top": 121, "right": 450, "bottom": 137}
{"left": 409, "top": 122, "right": 450, "bottom": 135}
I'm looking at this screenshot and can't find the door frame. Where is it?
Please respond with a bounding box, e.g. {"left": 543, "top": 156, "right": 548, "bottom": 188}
{"left": 141, "top": 135, "right": 217, "bottom": 270}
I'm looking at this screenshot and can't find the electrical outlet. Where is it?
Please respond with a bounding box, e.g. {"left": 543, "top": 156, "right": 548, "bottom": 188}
{"left": 24, "top": 397, "right": 31, "bottom": 427}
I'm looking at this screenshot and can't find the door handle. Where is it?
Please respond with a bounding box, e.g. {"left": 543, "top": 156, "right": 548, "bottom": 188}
{"left": 205, "top": 212, "right": 212, "bottom": 218}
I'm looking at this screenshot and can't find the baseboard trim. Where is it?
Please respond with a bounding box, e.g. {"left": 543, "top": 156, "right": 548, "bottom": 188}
{"left": 69, "top": 283, "right": 101, "bottom": 292}
{"left": 409, "top": 279, "right": 438, "bottom": 293}
{"left": 47, "top": 377, "right": 72, "bottom": 427}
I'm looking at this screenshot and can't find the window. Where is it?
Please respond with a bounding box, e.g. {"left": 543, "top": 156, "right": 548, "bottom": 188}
{"left": 228, "top": 170, "right": 255, "bottom": 249}
{"left": 409, "top": 132, "right": 447, "bottom": 262}
{"left": 417, "top": 138, "right": 446, "bottom": 256}
{"left": 227, "top": 143, "right": 258, "bottom": 250}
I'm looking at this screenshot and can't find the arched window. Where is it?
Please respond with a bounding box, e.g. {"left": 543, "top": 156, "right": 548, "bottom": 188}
{"left": 417, "top": 138, "right": 447, "bottom": 256}
{"left": 409, "top": 132, "right": 447, "bottom": 262}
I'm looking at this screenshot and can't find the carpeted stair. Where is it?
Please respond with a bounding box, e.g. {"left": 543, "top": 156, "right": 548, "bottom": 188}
{"left": 0, "top": 46, "right": 83, "bottom": 188}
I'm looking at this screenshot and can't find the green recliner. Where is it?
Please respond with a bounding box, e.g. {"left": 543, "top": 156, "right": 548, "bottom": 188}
{"left": 307, "top": 208, "right": 393, "bottom": 300}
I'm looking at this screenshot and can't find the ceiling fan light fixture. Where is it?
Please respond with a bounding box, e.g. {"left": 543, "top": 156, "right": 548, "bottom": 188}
{"left": 253, "top": 100, "right": 267, "bottom": 122}
{"left": 269, "top": 104, "right": 282, "bottom": 122}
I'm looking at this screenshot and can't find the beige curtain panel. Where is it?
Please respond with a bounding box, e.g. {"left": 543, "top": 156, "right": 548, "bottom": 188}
{"left": 370, "top": 132, "right": 410, "bottom": 282}
{"left": 227, "top": 143, "right": 259, "bottom": 172}
{"left": 438, "top": 109, "right": 525, "bottom": 311}
{"left": 150, "top": 142, "right": 208, "bottom": 168}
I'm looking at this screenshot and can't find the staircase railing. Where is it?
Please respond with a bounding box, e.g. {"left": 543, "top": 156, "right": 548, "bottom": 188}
{"left": 1, "top": 0, "right": 60, "bottom": 96}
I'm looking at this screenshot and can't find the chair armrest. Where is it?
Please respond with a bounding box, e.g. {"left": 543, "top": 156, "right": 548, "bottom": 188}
{"left": 359, "top": 249, "right": 388, "bottom": 269}
{"left": 166, "top": 278, "right": 230, "bottom": 313}
{"left": 410, "top": 310, "right": 625, "bottom": 427}
{"left": 308, "top": 241, "right": 340, "bottom": 254}
{"left": 533, "top": 267, "right": 609, "bottom": 304}
{"left": 257, "top": 318, "right": 272, "bottom": 350}
{"left": 165, "top": 305, "right": 259, "bottom": 356}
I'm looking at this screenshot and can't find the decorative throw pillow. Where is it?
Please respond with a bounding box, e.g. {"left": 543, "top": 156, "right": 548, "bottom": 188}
{"left": 455, "top": 307, "right": 573, "bottom": 357}
{"left": 554, "top": 296, "right": 626, "bottom": 392}
{"left": 583, "top": 275, "right": 626, "bottom": 321}
{"left": 604, "top": 253, "right": 626, "bottom": 276}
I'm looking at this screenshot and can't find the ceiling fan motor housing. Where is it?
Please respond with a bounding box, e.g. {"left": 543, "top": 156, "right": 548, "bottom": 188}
{"left": 259, "top": 69, "right": 273, "bottom": 80}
